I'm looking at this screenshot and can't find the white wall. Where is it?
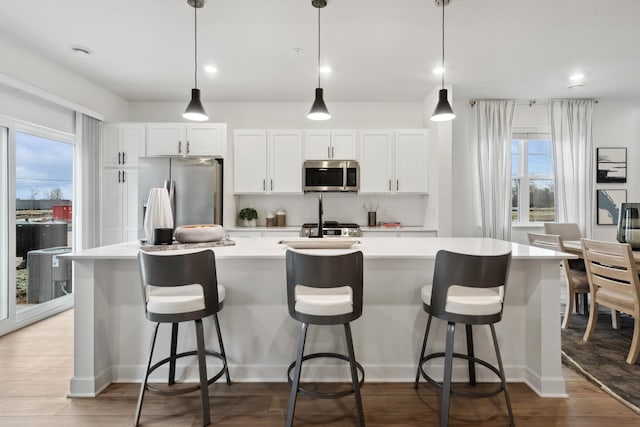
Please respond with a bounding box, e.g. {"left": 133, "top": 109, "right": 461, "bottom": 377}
{"left": 0, "top": 28, "right": 128, "bottom": 122}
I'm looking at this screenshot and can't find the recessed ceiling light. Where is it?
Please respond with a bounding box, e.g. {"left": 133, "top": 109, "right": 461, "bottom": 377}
{"left": 569, "top": 73, "right": 584, "bottom": 82}
{"left": 204, "top": 65, "right": 218, "bottom": 73}
{"left": 70, "top": 45, "right": 92, "bottom": 56}
{"left": 568, "top": 81, "right": 584, "bottom": 89}
{"left": 293, "top": 47, "right": 303, "bottom": 54}
{"left": 320, "top": 66, "right": 332, "bottom": 74}
{"left": 433, "top": 66, "right": 445, "bottom": 75}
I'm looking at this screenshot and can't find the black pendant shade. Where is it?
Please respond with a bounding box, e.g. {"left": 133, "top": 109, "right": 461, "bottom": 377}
{"left": 308, "top": 88, "right": 330, "bottom": 121}
{"left": 183, "top": 88, "right": 208, "bottom": 121}
{"left": 431, "top": 88, "right": 456, "bottom": 122}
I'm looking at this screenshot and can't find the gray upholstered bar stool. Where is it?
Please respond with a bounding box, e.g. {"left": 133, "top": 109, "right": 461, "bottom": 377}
{"left": 285, "top": 249, "right": 365, "bottom": 427}
{"left": 135, "top": 249, "right": 231, "bottom": 427}
{"left": 414, "top": 250, "right": 514, "bottom": 427}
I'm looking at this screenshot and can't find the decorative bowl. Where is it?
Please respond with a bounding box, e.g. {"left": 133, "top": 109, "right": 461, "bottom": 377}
{"left": 174, "top": 224, "right": 225, "bottom": 243}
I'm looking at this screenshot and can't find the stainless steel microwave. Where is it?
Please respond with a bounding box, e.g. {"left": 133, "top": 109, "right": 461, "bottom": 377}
{"left": 303, "top": 160, "right": 359, "bottom": 192}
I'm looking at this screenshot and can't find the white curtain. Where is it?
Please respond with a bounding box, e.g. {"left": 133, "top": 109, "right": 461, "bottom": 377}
{"left": 80, "top": 114, "right": 101, "bottom": 249}
{"left": 475, "top": 100, "right": 517, "bottom": 240}
{"left": 549, "top": 100, "right": 594, "bottom": 237}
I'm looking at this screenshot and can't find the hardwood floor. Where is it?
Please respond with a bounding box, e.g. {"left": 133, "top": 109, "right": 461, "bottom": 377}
{"left": 0, "top": 309, "right": 638, "bottom": 426}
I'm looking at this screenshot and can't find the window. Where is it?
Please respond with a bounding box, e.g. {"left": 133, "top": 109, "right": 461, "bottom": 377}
{"left": 512, "top": 134, "right": 555, "bottom": 223}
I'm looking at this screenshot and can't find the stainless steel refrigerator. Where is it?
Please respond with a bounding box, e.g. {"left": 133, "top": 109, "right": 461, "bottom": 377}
{"left": 137, "top": 157, "right": 223, "bottom": 240}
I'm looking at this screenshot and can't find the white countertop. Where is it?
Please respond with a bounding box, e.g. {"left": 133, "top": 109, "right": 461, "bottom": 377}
{"left": 62, "top": 237, "right": 575, "bottom": 261}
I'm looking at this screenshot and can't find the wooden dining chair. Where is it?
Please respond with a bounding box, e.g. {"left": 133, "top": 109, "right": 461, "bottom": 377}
{"left": 581, "top": 238, "right": 640, "bottom": 364}
{"left": 527, "top": 232, "right": 590, "bottom": 329}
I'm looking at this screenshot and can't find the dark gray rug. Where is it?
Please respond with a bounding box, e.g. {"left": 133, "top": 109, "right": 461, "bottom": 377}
{"left": 561, "top": 312, "right": 640, "bottom": 413}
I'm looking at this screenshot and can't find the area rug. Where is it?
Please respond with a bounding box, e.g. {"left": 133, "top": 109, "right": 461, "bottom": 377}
{"left": 561, "top": 312, "right": 640, "bottom": 414}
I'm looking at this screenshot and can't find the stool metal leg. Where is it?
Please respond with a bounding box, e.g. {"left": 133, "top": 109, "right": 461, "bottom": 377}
{"left": 414, "top": 313, "right": 433, "bottom": 389}
{"left": 286, "top": 322, "right": 309, "bottom": 427}
{"left": 194, "top": 319, "right": 211, "bottom": 426}
{"left": 440, "top": 321, "right": 455, "bottom": 427}
{"left": 344, "top": 323, "right": 366, "bottom": 427}
{"left": 489, "top": 324, "right": 515, "bottom": 427}
{"left": 134, "top": 322, "right": 160, "bottom": 427}
{"left": 213, "top": 312, "right": 231, "bottom": 385}
{"left": 168, "top": 323, "right": 178, "bottom": 385}
{"left": 465, "top": 324, "right": 477, "bottom": 386}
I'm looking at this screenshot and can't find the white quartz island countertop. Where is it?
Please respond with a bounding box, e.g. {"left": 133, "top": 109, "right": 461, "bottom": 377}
{"left": 64, "top": 236, "right": 572, "bottom": 261}
{"left": 63, "top": 237, "right": 573, "bottom": 399}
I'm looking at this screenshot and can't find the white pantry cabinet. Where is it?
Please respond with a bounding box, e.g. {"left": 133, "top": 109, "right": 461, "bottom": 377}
{"left": 146, "top": 123, "right": 225, "bottom": 157}
{"left": 100, "top": 168, "right": 139, "bottom": 245}
{"left": 304, "top": 129, "right": 357, "bottom": 160}
{"left": 233, "top": 130, "right": 303, "bottom": 194}
{"left": 101, "top": 123, "right": 145, "bottom": 168}
{"left": 359, "top": 129, "right": 429, "bottom": 194}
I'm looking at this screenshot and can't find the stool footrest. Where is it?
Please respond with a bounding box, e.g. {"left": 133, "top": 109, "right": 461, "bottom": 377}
{"left": 419, "top": 351, "right": 504, "bottom": 398}
{"left": 287, "top": 352, "right": 365, "bottom": 399}
{"left": 146, "top": 349, "right": 228, "bottom": 396}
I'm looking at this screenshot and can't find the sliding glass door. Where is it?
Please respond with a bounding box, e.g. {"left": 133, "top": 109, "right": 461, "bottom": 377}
{"left": 0, "top": 126, "right": 8, "bottom": 322}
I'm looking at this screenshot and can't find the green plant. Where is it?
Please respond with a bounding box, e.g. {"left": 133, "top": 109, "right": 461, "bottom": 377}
{"left": 239, "top": 207, "right": 258, "bottom": 221}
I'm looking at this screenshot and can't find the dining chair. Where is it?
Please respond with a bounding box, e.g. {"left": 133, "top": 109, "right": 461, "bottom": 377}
{"left": 527, "top": 232, "right": 590, "bottom": 329}
{"left": 581, "top": 238, "right": 640, "bottom": 364}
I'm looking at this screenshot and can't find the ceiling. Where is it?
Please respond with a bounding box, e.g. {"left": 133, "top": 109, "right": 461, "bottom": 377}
{"left": 0, "top": 0, "right": 638, "bottom": 103}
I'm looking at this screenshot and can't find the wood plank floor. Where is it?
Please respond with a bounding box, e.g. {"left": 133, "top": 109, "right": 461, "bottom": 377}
{"left": 0, "top": 309, "right": 638, "bottom": 426}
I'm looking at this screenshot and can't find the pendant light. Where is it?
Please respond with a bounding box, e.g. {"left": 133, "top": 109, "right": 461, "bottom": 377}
{"left": 183, "top": 0, "right": 208, "bottom": 121}
{"left": 308, "top": 0, "right": 330, "bottom": 121}
{"left": 431, "top": 0, "right": 455, "bottom": 122}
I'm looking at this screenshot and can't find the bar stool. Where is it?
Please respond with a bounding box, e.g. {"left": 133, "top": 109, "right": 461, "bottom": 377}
{"left": 414, "top": 250, "right": 514, "bottom": 427}
{"left": 285, "top": 249, "right": 365, "bottom": 427}
{"left": 135, "top": 249, "right": 231, "bottom": 427}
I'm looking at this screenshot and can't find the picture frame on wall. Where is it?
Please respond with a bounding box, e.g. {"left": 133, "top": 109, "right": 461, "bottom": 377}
{"left": 597, "top": 147, "right": 627, "bottom": 183}
{"left": 597, "top": 189, "right": 627, "bottom": 225}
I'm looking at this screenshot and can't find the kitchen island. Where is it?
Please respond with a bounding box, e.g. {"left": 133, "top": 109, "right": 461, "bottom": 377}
{"left": 63, "top": 237, "right": 572, "bottom": 399}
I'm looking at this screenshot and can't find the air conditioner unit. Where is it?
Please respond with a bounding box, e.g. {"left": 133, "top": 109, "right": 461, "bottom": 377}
{"left": 26, "top": 246, "right": 72, "bottom": 303}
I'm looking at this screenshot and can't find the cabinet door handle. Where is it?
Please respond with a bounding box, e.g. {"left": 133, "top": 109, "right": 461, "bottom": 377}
{"left": 396, "top": 180, "right": 399, "bottom": 191}
{"left": 117, "top": 152, "right": 121, "bottom": 165}
{"left": 328, "top": 146, "right": 330, "bottom": 158}
{"left": 178, "top": 141, "right": 182, "bottom": 153}
{"left": 186, "top": 141, "right": 190, "bottom": 154}
{"left": 263, "top": 179, "right": 266, "bottom": 191}
{"left": 331, "top": 146, "right": 334, "bottom": 158}
{"left": 271, "top": 179, "right": 273, "bottom": 191}
{"left": 118, "top": 171, "right": 122, "bottom": 183}
{"left": 389, "top": 180, "right": 391, "bottom": 191}
{"left": 122, "top": 170, "right": 126, "bottom": 183}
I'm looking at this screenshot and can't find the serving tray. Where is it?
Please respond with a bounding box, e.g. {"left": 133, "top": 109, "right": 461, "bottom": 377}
{"left": 140, "top": 239, "right": 235, "bottom": 252}
{"left": 278, "top": 238, "right": 360, "bottom": 249}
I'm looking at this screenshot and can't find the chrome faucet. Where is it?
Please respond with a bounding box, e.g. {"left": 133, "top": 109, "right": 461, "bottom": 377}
{"left": 312, "top": 193, "right": 324, "bottom": 238}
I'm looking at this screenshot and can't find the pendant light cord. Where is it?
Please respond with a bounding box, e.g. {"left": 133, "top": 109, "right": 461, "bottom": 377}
{"left": 441, "top": 2, "right": 445, "bottom": 89}
{"left": 194, "top": 3, "right": 198, "bottom": 89}
{"left": 317, "top": 5, "right": 321, "bottom": 88}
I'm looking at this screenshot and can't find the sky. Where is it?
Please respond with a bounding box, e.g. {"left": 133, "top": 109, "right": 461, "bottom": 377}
{"left": 512, "top": 139, "right": 553, "bottom": 177}
{"left": 15, "top": 132, "right": 73, "bottom": 201}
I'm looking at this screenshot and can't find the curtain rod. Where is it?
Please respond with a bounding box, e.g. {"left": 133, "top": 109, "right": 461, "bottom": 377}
{"left": 469, "top": 98, "right": 599, "bottom": 107}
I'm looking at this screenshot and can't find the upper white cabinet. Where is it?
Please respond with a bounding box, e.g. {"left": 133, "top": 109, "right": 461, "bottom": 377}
{"left": 359, "top": 129, "right": 429, "bottom": 194}
{"left": 101, "top": 124, "right": 145, "bottom": 168}
{"left": 146, "top": 123, "right": 225, "bottom": 157}
{"left": 234, "top": 130, "right": 302, "bottom": 194}
{"left": 304, "top": 130, "right": 357, "bottom": 160}
{"left": 359, "top": 130, "right": 394, "bottom": 193}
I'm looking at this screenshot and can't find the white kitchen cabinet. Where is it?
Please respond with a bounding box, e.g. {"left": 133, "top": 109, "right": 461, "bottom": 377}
{"left": 100, "top": 168, "right": 139, "bottom": 245}
{"left": 394, "top": 129, "right": 429, "bottom": 193}
{"left": 358, "top": 130, "right": 394, "bottom": 193}
{"left": 101, "top": 123, "right": 145, "bottom": 168}
{"left": 304, "top": 130, "right": 357, "bottom": 160}
{"left": 358, "top": 129, "right": 429, "bottom": 194}
{"left": 146, "top": 123, "right": 225, "bottom": 157}
{"left": 233, "top": 130, "right": 302, "bottom": 194}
